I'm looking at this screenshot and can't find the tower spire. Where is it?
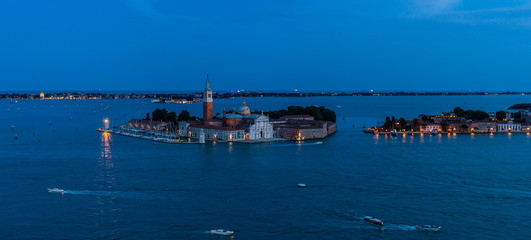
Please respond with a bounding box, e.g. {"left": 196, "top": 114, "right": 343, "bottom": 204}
{"left": 205, "top": 73, "right": 210, "bottom": 90}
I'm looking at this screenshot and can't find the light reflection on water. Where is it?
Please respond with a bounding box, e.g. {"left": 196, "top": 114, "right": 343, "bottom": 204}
{"left": 100, "top": 132, "right": 113, "bottom": 162}
{"left": 96, "top": 132, "right": 118, "bottom": 237}
{"left": 228, "top": 141, "right": 233, "bottom": 153}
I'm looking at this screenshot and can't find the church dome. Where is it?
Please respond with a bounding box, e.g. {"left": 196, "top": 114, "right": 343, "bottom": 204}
{"left": 239, "top": 101, "right": 251, "bottom": 116}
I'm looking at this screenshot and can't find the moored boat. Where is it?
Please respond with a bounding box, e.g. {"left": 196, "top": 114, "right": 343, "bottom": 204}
{"left": 210, "top": 229, "right": 234, "bottom": 236}
{"left": 364, "top": 216, "right": 383, "bottom": 225}
{"left": 416, "top": 225, "right": 441, "bottom": 231}
{"left": 297, "top": 183, "right": 306, "bottom": 188}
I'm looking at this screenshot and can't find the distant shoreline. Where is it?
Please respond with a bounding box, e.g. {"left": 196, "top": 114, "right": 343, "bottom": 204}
{"left": 2, "top": 91, "right": 531, "bottom": 100}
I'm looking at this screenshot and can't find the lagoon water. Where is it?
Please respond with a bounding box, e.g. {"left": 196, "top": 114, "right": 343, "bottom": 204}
{"left": 1, "top": 96, "right": 530, "bottom": 239}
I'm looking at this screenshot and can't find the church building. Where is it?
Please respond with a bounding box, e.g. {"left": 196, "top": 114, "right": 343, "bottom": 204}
{"left": 178, "top": 75, "right": 274, "bottom": 142}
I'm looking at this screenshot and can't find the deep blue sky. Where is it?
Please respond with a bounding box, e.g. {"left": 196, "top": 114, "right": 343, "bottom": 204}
{"left": 1, "top": 0, "right": 531, "bottom": 92}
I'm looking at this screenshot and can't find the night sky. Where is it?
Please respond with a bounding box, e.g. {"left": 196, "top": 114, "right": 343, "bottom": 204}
{"left": 2, "top": 0, "right": 531, "bottom": 91}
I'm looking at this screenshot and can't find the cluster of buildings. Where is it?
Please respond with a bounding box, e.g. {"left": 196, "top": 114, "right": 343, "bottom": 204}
{"left": 373, "top": 111, "right": 531, "bottom": 134}
{"left": 173, "top": 75, "right": 336, "bottom": 142}
{"left": 417, "top": 112, "right": 530, "bottom": 133}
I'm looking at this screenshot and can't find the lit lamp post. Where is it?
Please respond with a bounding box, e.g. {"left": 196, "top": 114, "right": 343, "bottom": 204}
{"left": 103, "top": 118, "right": 110, "bottom": 130}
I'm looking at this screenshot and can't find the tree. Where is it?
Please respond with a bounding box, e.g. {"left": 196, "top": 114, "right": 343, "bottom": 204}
{"left": 513, "top": 112, "right": 526, "bottom": 123}
{"left": 145, "top": 113, "right": 150, "bottom": 120}
{"left": 513, "top": 112, "right": 522, "bottom": 120}
{"left": 152, "top": 108, "right": 169, "bottom": 121}
{"left": 496, "top": 110, "right": 506, "bottom": 121}
{"left": 412, "top": 118, "right": 419, "bottom": 130}
{"left": 398, "top": 118, "right": 407, "bottom": 131}
{"left": 463, "top": 110, "right": 489, "bottom": 121}
{"left": 383, "top": 116, "right": 393, "bottom": 130}
{"left": 178, "top": 110, "right": 191, "bottom": 121}
{"left": 168, "top": 111, "right": 177, "bottom": 123}
{"left": 461, "top": 124, "right": 469, "bottom": 132}
{"left": 453, "top": 107, "right": 465, "bottom": 117}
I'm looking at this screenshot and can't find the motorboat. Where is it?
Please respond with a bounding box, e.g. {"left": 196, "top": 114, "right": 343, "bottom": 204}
{"left": 298, "top": 183, "right": 306, "bottom": 188}
{"left": 430, "top": 129, "right": 437, "bottom": 135}
{"left": 416, "top": 225, "right": 441, "bottom": 231}
{"left": 210, "top": 229, "right": 234, "bottom": 236}
{"left": 47, "top": 188, "right": 64, "bottom": 194}
{"left": 390, "top": 129, "right": 397, "bottom": 136}
{"left": 364, "top": 216, "right": 383, "bottom": 225}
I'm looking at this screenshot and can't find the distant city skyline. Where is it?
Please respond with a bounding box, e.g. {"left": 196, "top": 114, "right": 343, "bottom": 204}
{"left": 2, "top": 0, "right": 531, "bottom": 91}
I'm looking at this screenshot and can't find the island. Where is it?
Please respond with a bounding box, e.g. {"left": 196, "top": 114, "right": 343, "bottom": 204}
{"left": 99, "top": 76, "right": 336, "bottom": 143}
{"left": 365, "top": 106, "right": 531, "bottom": 135}
{"left": 508, "top": 103, "right": 531, "bottom": 110}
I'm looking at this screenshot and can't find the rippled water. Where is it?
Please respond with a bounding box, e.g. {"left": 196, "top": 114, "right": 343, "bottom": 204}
{"left": 1, "top": 96, "right": 530, "bottom": 239}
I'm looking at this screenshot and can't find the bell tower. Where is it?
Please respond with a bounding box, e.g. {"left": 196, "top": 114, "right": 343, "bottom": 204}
{"left": 203, "top": 74, "right": 213, "bottom": 122}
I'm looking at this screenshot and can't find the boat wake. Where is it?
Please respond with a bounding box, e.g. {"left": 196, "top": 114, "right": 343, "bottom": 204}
{"left": 330, "top": 213, "right": 419, "bottom": 232}
{"left": 62, "top": 190, "right": 150, "bottom": 199}
{"left": 381, "top": 224, "right": 417, "bottom": 231}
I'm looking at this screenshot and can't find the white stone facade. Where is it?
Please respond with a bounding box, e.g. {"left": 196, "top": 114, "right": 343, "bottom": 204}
{"left": 421, "top": 123, "right": 441, "bottom": 132}
{"left": 497, "top": 122, "right": 521, "bottom": 132}
{"left": 248, "top": 115, "right": 274, "bottom": 140}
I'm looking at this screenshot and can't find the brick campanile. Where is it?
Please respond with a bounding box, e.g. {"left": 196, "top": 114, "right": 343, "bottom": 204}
{"left": 203, "top": 74, "right": 213, "bottom": 122}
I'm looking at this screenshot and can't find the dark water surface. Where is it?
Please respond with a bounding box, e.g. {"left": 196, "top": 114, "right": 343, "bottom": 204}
{"left": 1, "top": 96, "right": 530, "bottom": 239}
